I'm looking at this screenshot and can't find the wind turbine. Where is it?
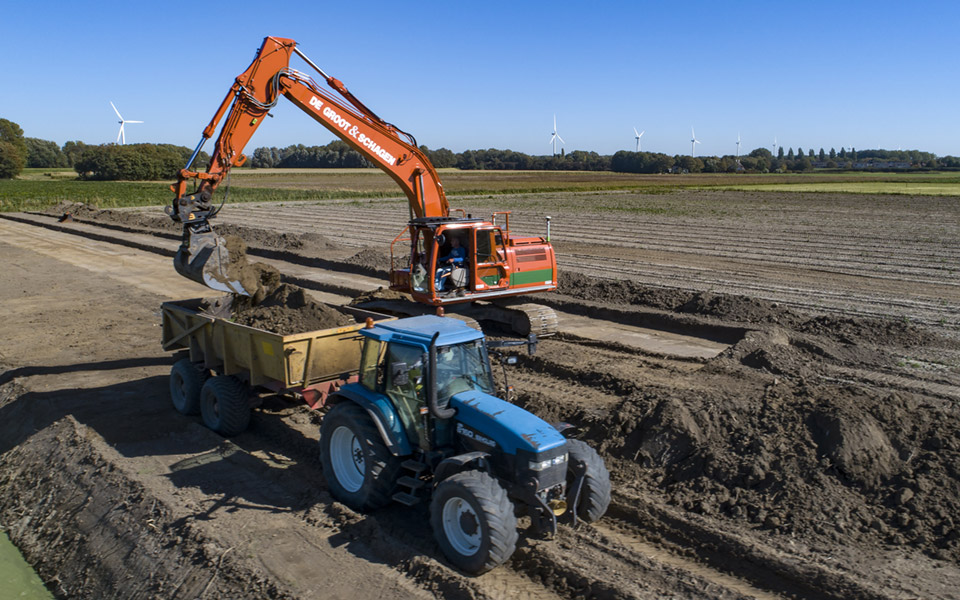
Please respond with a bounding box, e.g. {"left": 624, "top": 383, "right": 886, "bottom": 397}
{"left": 549, "top": 115, "right": 565, "bottom": 156}
{"left": 690, "top": 127, "right": 701, "bottom": 156}
{"left": 634, "top": 128, "right": 645, "bottom": 152}
{"left": 111, "top": 102, "right": 143, "bottom": 145}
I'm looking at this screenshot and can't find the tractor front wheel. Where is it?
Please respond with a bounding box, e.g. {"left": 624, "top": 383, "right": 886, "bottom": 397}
{"left": 565, "top": 439, "right": 611, "bottom": 522}
{"left": 429, "top": 470, "right": 518, "bottom": 574}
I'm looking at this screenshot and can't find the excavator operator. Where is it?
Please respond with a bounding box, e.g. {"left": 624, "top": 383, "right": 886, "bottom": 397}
{"left": 435, "top": 236, "right": 466, "bottom": 292}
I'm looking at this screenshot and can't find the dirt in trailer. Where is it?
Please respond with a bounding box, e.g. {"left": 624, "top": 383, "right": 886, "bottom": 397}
{"left": 1, "top": 200, "right": 959, "bottom": 599}
{"left": 229, "top": 283, "right": 355, "bottom": 335}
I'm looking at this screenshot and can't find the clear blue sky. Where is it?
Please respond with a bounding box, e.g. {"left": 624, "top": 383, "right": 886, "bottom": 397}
{"left": 4, "top": 0, "right": 959, "bottom": 157}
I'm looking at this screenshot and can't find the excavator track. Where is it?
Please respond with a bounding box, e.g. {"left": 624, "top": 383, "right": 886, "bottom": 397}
{"left": 495, "top": 302, "right": 559, "bottom": 337}
{"left": 352, "top": 297, "right": 557, "bottom": 338}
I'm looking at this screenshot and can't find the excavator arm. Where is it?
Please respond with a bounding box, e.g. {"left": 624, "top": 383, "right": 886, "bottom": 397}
{"left": 169, "top": 36, "right": 449, "bottom": 293}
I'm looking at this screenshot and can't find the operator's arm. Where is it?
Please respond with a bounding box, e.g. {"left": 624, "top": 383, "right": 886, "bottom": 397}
{"left": 439, "top": 247, "right": 466, "bottom": 264}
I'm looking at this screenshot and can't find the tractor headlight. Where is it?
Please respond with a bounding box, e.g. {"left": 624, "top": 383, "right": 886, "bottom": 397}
{"left": 529, "top": 453, "right": 567, "bottom": 471}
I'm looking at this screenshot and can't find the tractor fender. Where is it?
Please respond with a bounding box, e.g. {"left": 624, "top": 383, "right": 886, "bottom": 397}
{"left": 434, "top": 451, "right": 490, "bottom": 483}
{"left": 326, "top": 388, "right": 413, "bottom": 457}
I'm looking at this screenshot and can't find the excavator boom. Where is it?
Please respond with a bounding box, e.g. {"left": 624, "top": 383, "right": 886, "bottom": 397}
{"left": 169, "top": 37, "right": 449, "bottom": 293}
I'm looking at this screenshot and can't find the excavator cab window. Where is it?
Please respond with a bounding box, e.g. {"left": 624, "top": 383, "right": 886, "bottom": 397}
{"left": 411, "top": 229, "right": 433, "bottom": 293}
{"left": 435, "top": 229, "right": 469, "bottom": 293}
{"left": 475, "top": 228, "right": 508, "bottom": 289}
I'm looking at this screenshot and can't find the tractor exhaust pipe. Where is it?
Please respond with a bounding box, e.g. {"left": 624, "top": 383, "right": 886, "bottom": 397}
{"left": 428, "top": 331, "right": 456, "bottom": 420}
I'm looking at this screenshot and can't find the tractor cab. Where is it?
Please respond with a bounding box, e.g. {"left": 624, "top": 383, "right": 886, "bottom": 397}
{"left": 355, "top": 315, "right": 495, "bottom": 450}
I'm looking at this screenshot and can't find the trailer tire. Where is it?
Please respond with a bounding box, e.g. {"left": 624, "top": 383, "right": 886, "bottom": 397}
{"left": 319, "top": 402, "right": 401, "bottom": 511}
{"left": 430, "top": 470, "right": 518, "bottom": 574}
{"left": 170, "top": 359, "right": 208, "bottom": 415}
{"left": 200, "top": 375, "right": 251, "bottom": 436}
{"left": 566, "top": 439, "right": 611, "bottom": 523}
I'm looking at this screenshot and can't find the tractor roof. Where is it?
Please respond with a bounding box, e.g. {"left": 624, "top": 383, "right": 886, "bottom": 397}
{"left": 359, "top": 315, "right": 483, "bottom": 350}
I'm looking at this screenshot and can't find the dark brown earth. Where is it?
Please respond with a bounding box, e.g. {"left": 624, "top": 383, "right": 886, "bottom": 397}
{"left": 220, "top": 234, "right": 282, "bottom": 303}
{"left": 230, "top": 283, "right": 355, "bottom": 335}
{"left": 2, "top": 196, "right": 959, "bottom": 599}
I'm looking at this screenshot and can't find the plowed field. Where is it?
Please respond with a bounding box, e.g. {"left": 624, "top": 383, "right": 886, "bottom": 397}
{"left": 1, "top": 187, "right": 959, "bottom": 599}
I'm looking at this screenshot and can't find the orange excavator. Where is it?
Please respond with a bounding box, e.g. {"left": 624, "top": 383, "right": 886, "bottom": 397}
{"left": 167, "top": 36, "right": 558, "bottom": 336}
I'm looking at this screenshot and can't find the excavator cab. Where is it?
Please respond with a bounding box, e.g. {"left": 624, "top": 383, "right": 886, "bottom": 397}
{"left": 396, "top": 217, "right": 549, "bottom": 306}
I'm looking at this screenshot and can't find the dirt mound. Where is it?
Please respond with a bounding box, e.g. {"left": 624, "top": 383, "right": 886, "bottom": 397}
{"left": 0, "top": 416, "right": 294, "bottom": 599}
{"left": 231, "top": 283, "right": 354, "bottom": 335}
{"left": 217, "top": 227, "right": 338, "bottom": 256}
{"left": 558, "top": 272, "right": 802, "bottom": 326}
{"left": 558, "top": 271, "right": 693, "bottom": 310}
{"left": 221, "top": 234, "right": 282, "bottom": 303}
{"left": 343, "top": 247, "right": 391, "bottom": 273}
{"left": 351, "top": 286, "right": 409, "bottom": 305}
{"left": 558, "top": 271, "right": 945, "bottom": 355}
{"left": 807, "top": 408, "right": 900, "bottom": 488}
{"left": 51, "top": 201, "right": 176, "bottom": 232}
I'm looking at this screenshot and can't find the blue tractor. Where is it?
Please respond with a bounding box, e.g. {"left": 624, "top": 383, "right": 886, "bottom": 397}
{"left": 319, "top": 315, "right": 611, "bottom": 574}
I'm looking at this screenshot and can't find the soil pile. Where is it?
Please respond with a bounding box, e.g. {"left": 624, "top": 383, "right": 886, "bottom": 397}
{"left": 517, "top": 292, "right": 960, "bottom": 564}
{"left": 0, "top": 415, "right": 294, "bottom": 599}
{"left": 231, "top": 283, "right": 354, "bottom": 335}
{"left": 52, "top": 201, "right": 176, "bottom": 232}
{"left": 343, "top": 247, "right": 391, "bottom": 276}
{"left": 351, "top": 286, "right": 409, "bottom": 305}
{"left": 221, "top": 234, "right": 282, "bottom": 303}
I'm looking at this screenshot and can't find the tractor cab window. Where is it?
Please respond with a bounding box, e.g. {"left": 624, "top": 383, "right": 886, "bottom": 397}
{"left": 385, "top": 343, "right": 427, "bottom": 444}
{"left": 359, "top": 338, "right": 384, "bottom": 391}
{"left": 435, "top": 340, "right": 495, "bottom": 405}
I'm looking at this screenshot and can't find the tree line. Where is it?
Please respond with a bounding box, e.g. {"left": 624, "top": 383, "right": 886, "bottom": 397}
{"left": 1, "top": 115, "right": 957, "bottom": 180}
{"left": 249, "top": 142, "right": 955, "bottom": 174}
{"left": 0, "top": 118, "right": 209, "bottom": 180}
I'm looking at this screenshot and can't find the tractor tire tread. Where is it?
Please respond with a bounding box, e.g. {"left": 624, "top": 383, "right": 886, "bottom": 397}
{"left": 566, "top": 438, "right": 611, "bottom": 522}
{"left": 200, "top": 375, "right": 250, "bottom": 436}
{"left": 430, "top": 470, "right": 518, "bottom": 574}
{"left": 170, "top": 358, "right": 208, "bottom": 415}
{"left": 319, "top": 402, "right": 402, "bottom": 511}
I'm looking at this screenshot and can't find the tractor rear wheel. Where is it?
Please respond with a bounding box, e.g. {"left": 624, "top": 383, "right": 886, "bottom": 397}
{"left": 566, "top": 439, "right": 611, "bottom": 522}
{"left": 430, "top": 470, "right": 518, "bottom": 574}
{"left": 319, "top": 402, "right": 401, "bottom": 511}
{"left": 169, "top": 359, "right": 208, "bottom": 415}
{"left": 200, "top": 375, "right": 251, "bottom": 436}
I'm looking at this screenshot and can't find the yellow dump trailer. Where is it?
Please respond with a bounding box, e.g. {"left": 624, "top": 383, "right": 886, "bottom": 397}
{"left": 161, "top": 298, "right": 394, "bottom": 411}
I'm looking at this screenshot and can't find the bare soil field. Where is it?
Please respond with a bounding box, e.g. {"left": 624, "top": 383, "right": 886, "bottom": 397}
{"left": 1, "top": 187, "right": 960, "bottom": 599}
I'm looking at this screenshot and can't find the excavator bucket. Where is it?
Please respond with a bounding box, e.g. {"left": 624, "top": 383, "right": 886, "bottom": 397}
{"left": 173, "top": 227, "right": 254, "bottom": 296}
